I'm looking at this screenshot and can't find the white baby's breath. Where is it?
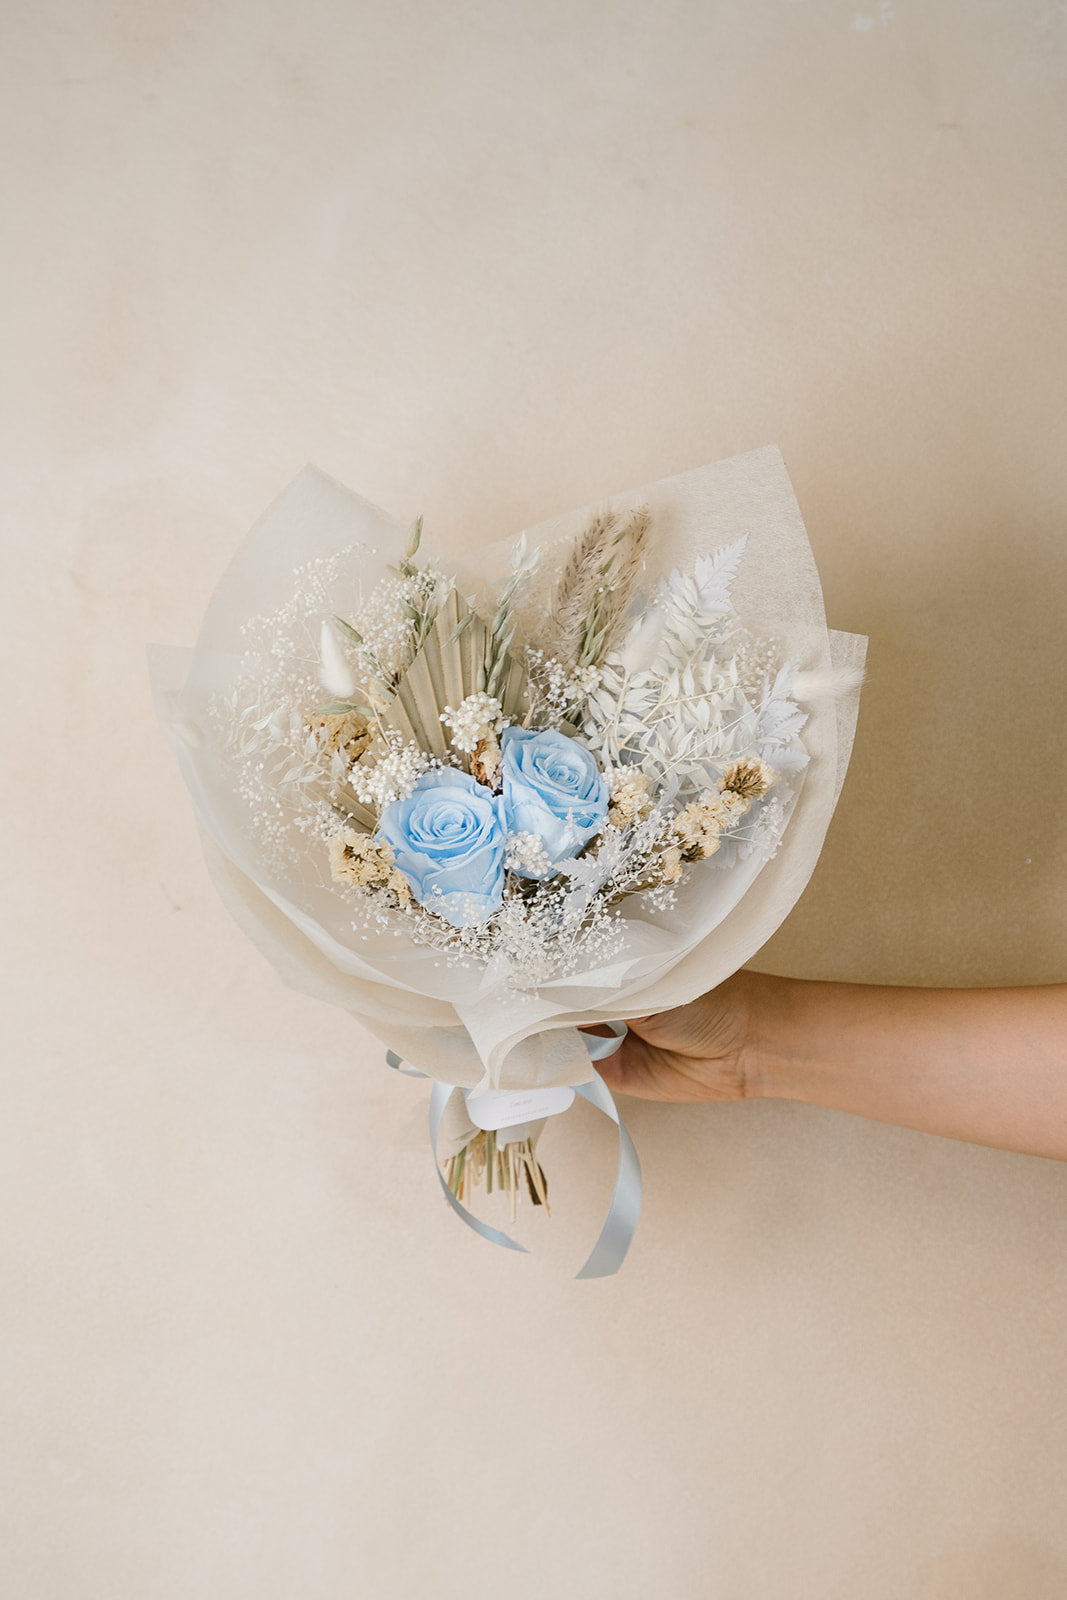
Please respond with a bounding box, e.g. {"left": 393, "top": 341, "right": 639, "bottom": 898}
{"left": 348, "top": 734, "right": 429, "bottom": 810}
{"left": 504, "top": 832, "right": 552, "bottom": 876}
{"left": 524, "top": 650, "right": 603, "bottom": 727}
{"left": 440, "top": 692, "right": 505, "bottom": 754}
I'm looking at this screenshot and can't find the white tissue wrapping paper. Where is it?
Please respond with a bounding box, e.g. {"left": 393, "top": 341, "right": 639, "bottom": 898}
{"left": 150, "top": 446, "right": 866, "bottom": 1094}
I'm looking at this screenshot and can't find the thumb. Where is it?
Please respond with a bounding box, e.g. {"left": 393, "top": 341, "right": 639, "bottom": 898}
{"left": 578, "top": 1021, "right": 650, "bottom": 1094}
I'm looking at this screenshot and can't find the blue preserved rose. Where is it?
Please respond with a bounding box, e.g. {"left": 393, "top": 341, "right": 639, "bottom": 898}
{"left": 499, "top": 726, "right": 609, "bottom": 880}
{"left": 377, "top": 768, "right": 506, "bottom": 927}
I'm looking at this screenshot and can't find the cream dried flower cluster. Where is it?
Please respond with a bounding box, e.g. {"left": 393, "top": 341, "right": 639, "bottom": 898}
{"left": 672, "top": 758, "right": 777, "bottom": 864}
{"left": 597, "top": 758, "right": 777, "bottom": 893}
{"left": 607, "top": 768, "right": 654, "bottom": 828}
{"left": 307, "top": 709, "right": 374, "bottom": 761}
{"left": 721, "top": 756, "right": 777, "bottom": 800}
{"left": 328, "top": 829, "right": 412, "bottom": 906}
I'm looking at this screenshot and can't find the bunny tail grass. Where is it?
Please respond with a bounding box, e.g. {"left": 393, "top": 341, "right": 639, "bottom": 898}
{"left": 790, "top": 662, "right": 866, "bottom": 702}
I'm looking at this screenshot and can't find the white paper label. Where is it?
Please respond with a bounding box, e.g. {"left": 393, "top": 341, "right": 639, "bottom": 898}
{"left": 464, "top": 1085, "right": 576, "bottom": 1132}
{"left": 493, "top": 1124, "right": 530, "bottom": 1147}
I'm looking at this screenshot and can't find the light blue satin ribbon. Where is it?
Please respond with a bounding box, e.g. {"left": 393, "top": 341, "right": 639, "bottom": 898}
{"left": 386, "top": 1023, "right": 642, "bottom": 1279}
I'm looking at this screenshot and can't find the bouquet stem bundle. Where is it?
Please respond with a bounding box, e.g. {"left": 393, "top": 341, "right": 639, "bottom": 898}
{"left": 443, "top": 1130, "right": 550, "bottom": 1222}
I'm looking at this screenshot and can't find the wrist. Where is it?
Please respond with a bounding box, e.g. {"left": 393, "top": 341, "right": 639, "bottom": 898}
{"left": 735, "top": 970, "right": 812, "bottom": 1102}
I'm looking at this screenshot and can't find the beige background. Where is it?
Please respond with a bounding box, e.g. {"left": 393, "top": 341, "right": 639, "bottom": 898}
{"left": 2, "top": 2, "right": 1066, "bottom": 1595}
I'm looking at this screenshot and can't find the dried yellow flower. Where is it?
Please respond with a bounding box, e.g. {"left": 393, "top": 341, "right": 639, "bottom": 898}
{"left": 720, "top": 791, "right": 751, "bottom": 824}
{"left": 388, "top": 871, "right": 413, "bottom": 907}
{"left": 309, "top": 709, "right": 373, "bottom": 762}
{"left": 471, "top": 732, "right": 502, "bottom": 790}
{"left": 719, "top": 757, "right": 775, "bottom": 801}
{"left": 658, "top": 844, "right": 684, "bottom": 883}
{"left": 329, "top": 828, "right": 412, "bottom": 905}
{"left": 607, "top": 768, "right": 654, "bottom": 827}
{"left": 672, "top": 795, "right": 725, "bottom": 860}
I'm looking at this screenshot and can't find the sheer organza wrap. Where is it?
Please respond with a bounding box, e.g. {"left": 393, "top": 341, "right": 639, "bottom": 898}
{"left": 150, "top": 446, "right": 866, "bottom": 1094}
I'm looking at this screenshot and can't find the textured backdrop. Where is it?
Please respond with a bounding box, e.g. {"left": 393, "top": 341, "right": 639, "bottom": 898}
{"left": 2, "top": 2, "right": 1066, "bottom": 1595}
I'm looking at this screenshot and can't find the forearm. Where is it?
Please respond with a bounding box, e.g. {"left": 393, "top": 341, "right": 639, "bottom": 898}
{"left": 747, "top": 974, "right": 1067, "bottom": 1160}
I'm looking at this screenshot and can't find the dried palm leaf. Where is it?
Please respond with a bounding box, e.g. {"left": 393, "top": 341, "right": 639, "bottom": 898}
{"left": 373, "top": 588, "right": 527, "bottom": 757}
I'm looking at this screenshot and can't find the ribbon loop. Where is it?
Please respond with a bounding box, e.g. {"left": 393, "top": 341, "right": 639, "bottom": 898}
{"left": 428, "top": 1082, "right": 531, "bottom": 1255}
{"left": 386, "top": 1049, "right": 428, "bottom": 1079}
{"left": 389, "top": 1022, "right": 642, "bottom": 1278}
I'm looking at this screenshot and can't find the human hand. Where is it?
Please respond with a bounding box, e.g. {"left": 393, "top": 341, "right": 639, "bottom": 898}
{"left": 590, "top": 971, "right": 771, "bottom": 1103}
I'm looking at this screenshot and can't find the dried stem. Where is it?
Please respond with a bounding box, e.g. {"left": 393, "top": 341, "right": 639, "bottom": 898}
{"left": 443, "top": 1130, "right": 549, "bottom": 1220}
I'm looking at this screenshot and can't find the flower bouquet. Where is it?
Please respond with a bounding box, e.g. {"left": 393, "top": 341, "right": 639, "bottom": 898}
{"left": 150, "top": 447, "right": 865, "bottom": 1275}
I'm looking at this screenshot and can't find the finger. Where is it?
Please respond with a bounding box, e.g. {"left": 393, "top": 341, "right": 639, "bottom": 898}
{"left": 598, "top": 1032, "right": 690, "bottom": 1101}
